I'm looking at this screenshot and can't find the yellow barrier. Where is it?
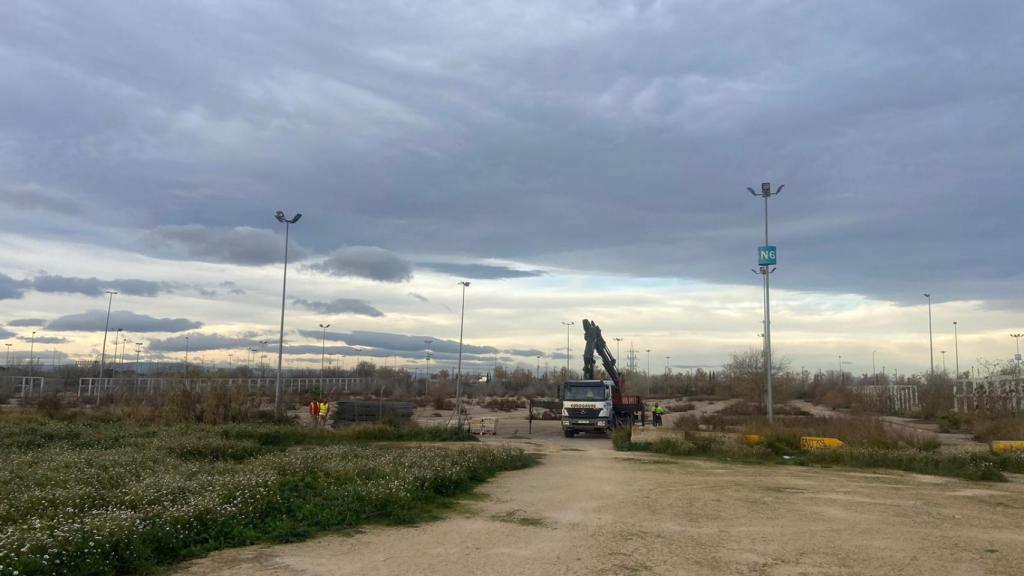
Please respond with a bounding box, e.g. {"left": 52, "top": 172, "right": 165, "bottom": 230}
{"left": 991, "top": 441, "right": 1024, "bottom": 455}
{"left": 742, "top": 434, "right": 764, "bottom": 446}
{"left": 800, "top": 436, "right": 845, "bottom": 450}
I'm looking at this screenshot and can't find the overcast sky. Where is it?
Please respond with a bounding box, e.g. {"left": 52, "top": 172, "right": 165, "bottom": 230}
{"left": 1, "top": 1, "right": 1022, "bottom": 376}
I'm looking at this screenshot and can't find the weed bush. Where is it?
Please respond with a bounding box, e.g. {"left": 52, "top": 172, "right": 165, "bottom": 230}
{"left": 0, "top": 415, "right": 533, "bottom": 575}
{"left": 615, "top": 428, "right": 1011, "bottom": 482}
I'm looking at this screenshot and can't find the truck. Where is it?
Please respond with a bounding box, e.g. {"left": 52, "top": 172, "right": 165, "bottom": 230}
{"left": 561, "top": 319, "right": 645, "bottom": 437}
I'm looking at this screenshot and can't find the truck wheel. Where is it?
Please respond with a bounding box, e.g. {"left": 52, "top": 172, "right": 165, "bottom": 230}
{"left": 563, "top": 429, "right": 576, "bottom": 438}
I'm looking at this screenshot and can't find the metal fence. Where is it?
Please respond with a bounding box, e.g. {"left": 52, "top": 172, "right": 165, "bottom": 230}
{"left": 856, "top": 384, "right": 920, "bottom": 415}
{"left": 75, "top": 377, "right": 368, "bottom": 399}
{"left": 0, "top": 376, "right": 46, "bottom": 400}
{"left": 953, "top": 377, "right": 1023, "bottom": 414}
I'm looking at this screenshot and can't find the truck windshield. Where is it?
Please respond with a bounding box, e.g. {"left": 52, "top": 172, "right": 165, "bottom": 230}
{"left": 564, "top": 384, "right": 606, "bottom": 401}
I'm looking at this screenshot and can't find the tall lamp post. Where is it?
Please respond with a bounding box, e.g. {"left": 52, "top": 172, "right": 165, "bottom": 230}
{"left": 319, "top": 323, "right": 331, "bottom": 385}
{"left": 940, "top": 350, "right": 947, "bottom": 374}
{"left": 134, "top": 342, "right": 143, "bottom": 376}
{"left": 274, "top": 210, "right": 302, "bottom": 419}
{"left": 98, "top": 290, "right": 118, "bottom": 381}
{"left": 259, "top": 340, "right": 268, "bottom": 378}
{"left": 184, "top": 335, "right": 190, "bottom": 386}
{"left": 1011, "top": 333, "right": 1023, "bottom": 377}
{"left": 872, "top": 350, "right": 878, "bottom": 386}
{"left": 924, "top": 293, "right": 934, "bottom": 375}
{"left": 536, "top": 355, "right": 541, "bottom": 380}
{"left": 561, "top": 321, "right": 575, "bottom": 377}
{"left": 749, "top": 182, "right": 782, "bottom": 423}
{"left": 5, "top": 343, "right": 11, "bottom": 369}
{"left": 455, "top": 281, "right": 470, "bottom": 428}
{"left": 28, "top": 331, "right": 37, "bottom": 380}
{"left": 424, "top": 339, "right": 433, "bottom": 396}
{"left": 113, "top": 328, "right": 122, "bottom": 379}
{"left": 953, "top": 321, "right": 960, "bottom": 380}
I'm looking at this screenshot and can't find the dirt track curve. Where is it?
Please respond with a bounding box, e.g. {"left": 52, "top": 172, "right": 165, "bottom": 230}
{"left": 175, "top": 431, "right": 1024, "bottom": 576}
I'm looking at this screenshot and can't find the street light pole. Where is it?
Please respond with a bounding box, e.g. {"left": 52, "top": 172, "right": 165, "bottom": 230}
{"left": 924, "top": 293, "right": 934, "bottom": 375}
{"left": 872, "top": 350, "right": 877, "bottom": 386}
{"left": 749, "top": 182, "right": 782, "bottom": 423}
{"left": 113, "top": 328, "right": 122, "bottom": 379}
{"left": 1011, "top": 334, "right": 1023, "bottom": 378}
{"left": 259, "top": 340, "right": 268, "bottom": 379}
{"left": 561, "top": 321, "right": 575, "bottom": 377}
{"left": 614, "top": 337, "right": 623, "bottom": 363}
{"left": 424, "top": 339, "right": 433, "bottom": 396}
{"left": 953, "top": 321, "right": 960, "bottom": 380}
{"left": 455, "top": 282, "right": 470, "bottom": 428}
{"left": 536, "top": 355, "right": 541, "bottom": 380}
{"left": 28, "top": 331, "right": 36, "bottom": 379}
{"left": 274, "top": 210, "right": 302, "bottom": 419}
{"left": 5, "top": 343, "right": 11, "bottom": 369}
{"left": 99, "top": 290, "right": 117, "bottom": 381}
{"left": 319, "top": 323, "right": 331, "bottom": 385}
{"left": 184, "top": 335, "right": 190, "bottom": 386}
{"left": 940, "top": 350, "right": 947, "bottom": 374}
{"left": 838, "top": 355, "right": 843, "bottom": 386}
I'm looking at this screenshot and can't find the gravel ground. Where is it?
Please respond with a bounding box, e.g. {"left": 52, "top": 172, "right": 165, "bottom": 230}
{"left": 175, "top": 427, "right": 1024, "bottom": 576}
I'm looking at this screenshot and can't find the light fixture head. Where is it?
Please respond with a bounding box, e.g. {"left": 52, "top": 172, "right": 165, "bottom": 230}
{"left": 275, "top": 211, "right": 286, "bottom": 222}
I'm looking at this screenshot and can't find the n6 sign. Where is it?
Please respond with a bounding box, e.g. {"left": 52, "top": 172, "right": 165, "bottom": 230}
{"left": 758, "top": 245, "right": 777, "bottom": 266}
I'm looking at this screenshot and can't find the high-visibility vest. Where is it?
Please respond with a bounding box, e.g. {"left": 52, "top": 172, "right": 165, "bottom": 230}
{"left": 308, "top": 401, "right": 318, "bottom": 416}
{"left": 319, "top": 402, "right": 330, "bottom": 416}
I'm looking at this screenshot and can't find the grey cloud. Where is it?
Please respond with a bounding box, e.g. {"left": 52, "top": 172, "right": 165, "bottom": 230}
{"left": 220, "top": 281, "right": 246, "bottom": 295}
{"left": 31, "top": 274, "right": 165, "bottom": 297}
{"left": 0, "top": 184, "right": 81, "bottom": 215}
{"left": 507, "top": 348, "right": 544, "bottom": 357}
{"left": 47, "top": 310, "right": 202, "bottom": 333}
{"left": 19, "top": 335, "right": 67, "bottom": 344}
{"left": 301, "top": 329, "right": 497, "bottom": 356}
{"left": 312, "top": 247, "right": 412, "bottom": 282}
{"left": 0, "top": 327, "right": 15, "bottom": 339}
{"left": 140, "top": 225, "right": 308, "bottom": 266}
{"left": 2, "top": 3, "right": 1022, "bottom": 305}
{"left": 293, "top": 297, "right": 384, "bottom": 317}
{"left": 147, "top": 333, "right": 265, "bottom": 353}
{"left": 8, "top": 318, "right": 47, "bottom": 327}
{"left": 408, "top": 292, "right": 429, "bottom": 303}
{"left": 418, "top": 262, "right": 544, "bottom": 279}
{"left": 0, "top": 274, "right": 28, "bottom": 300}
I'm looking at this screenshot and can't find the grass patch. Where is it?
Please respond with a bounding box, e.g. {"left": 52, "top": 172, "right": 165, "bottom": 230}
{"left": 615, "top": 430, "right": 1010, "bottom": 482}
{"left": 0, "top": 414, "right": 534, "bottom": 575}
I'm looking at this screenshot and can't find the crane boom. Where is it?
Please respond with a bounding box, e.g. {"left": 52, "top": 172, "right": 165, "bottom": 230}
{"left": 582, "top": 318, "right": 623, "bottom": 390}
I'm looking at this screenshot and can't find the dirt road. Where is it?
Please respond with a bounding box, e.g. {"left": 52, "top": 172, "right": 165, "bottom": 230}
{"left": 176, "top": 435, "right": 1024, "bottom": 576}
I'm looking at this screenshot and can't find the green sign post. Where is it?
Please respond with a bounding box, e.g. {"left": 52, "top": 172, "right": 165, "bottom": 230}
{"left": 758, "top": 245, "right": 777, "bottom": 267}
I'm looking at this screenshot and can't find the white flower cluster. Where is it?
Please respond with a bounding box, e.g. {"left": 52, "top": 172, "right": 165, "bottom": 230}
{"left": 0, "top": 421, "right": 527, "bottom": 576}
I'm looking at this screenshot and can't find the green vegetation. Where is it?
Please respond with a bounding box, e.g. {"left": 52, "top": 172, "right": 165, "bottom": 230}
{"left": 0, "top": 414, "right": 535, "bottom": 576}
{"left": 619, "top": 427, "right": 1021, "bottom": 482}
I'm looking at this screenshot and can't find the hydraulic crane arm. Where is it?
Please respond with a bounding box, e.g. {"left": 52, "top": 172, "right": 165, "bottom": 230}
{"left": 582, "top": 319, "right": 623, "bottom": 388}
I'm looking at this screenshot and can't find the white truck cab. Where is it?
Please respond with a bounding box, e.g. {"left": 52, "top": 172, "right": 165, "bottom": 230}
{"left": 561, "top": 379, "right": 615, "bottom": 437}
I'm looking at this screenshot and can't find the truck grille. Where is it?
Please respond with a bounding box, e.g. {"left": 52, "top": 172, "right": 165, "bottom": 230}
{"left": 566, "top": 408, "right": 601, "bottom": 418}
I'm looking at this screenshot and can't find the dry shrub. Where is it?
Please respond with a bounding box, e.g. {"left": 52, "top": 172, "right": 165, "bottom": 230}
{"left": 664, "top": 402, "right": 695, "bottom": 412}
{"left": 970, "top": 416, "right": 1024, "bottom": 443}
{"left": 430, "top": 385, "right": 454, "bottom": 411}
{"left": 481, "top": 397, "right": 526, "bottom": 411}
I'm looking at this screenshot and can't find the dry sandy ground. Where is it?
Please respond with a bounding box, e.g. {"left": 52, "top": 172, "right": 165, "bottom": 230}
{"left": 175, "top": 434, "right": 1024, "bottom": 576}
